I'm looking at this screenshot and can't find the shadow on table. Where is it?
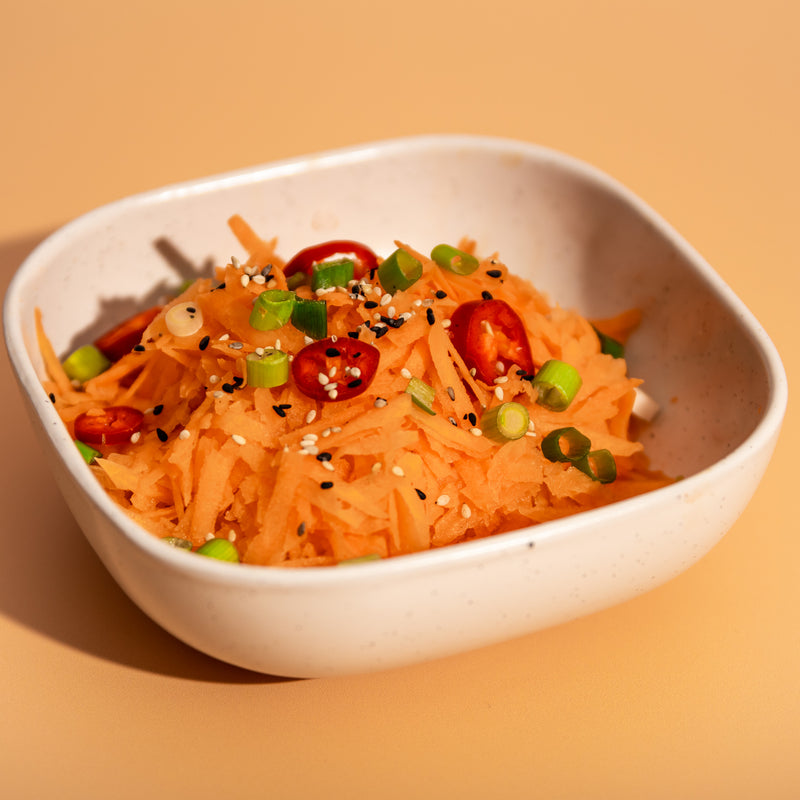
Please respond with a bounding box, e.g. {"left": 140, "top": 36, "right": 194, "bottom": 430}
{"left": 0, "top": 231, "right": 291, "bottom": 685}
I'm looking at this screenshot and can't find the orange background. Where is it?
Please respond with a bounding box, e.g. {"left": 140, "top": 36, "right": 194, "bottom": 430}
{"left": 1, "top": 1, "right": 798, "bottom": 797}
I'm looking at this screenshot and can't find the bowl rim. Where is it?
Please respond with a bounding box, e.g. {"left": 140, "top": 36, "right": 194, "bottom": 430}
{"left": 4, "top": 133, "right": 789, "bottom": 587}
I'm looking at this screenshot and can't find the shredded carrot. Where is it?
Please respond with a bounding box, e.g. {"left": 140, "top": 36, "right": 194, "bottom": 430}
{"left": 39, "top": 221, "right": 673, "bottom": 566}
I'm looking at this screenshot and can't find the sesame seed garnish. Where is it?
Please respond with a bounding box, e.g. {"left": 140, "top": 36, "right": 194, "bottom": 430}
{"left": 297, "top": 522, "right": 307, "bottom": 536}
{"left": 325, "top": 346, "right": 340, "bottom": 357}
{"left": 413, "top": 299, "right": 422, "bottom": 307}
{"left": 415, "top": 488, "right": 427, "bottom": 500}
{"left": 372, "top": 462, "right": 382, "bottom": 473}
{"left": 48, "top": 392, "right": 56, "bottom": 403}
{"left": 209, "top": 374, "right": 219, "bottom": 384}
{"left": 470, "top": 427, "right": 483, "bottom": 436}
{"left": 222, "top": 383, "right": 235, "bottom": 394}
{"left": 495, "top": 361, "right": 506, "bottom": 374}
{"left": 228, "top": 530, "right": 237, "bottom": 542}
{"left": 482, "top": 320, "right": 494, "bottom": 336}
{"left": 374, "top": 397, "right": 388, "bottom": 408}
{"left": 495, "top": 386, "right": 505, "bottom": 401}
{"left": 380, "top": 292, "right": 393, "bottom": 307}
{"left": 350, "top": 367, "right": 362, "bottom": 378}
{"left": 467, "top": 412, "right": 477, "bottom": 426}
{"left": 198, "top": 335, "right": 210, "bottom": 351}
{"left": 486, "top": 269, "right": 502, "bottom": 278}
{"left": 447, "top": 386, "right": 456, "bottom": 401}
{"left": 179, "top": 429, "right": 191, "bottom": 440}
{"left": 232, "top": 434, "right": 246, "bottom": 445}
{"left": 156, "top": 428, "right": 168, "bottom": 442}
{"left": 387, "top": 306, "right": 396, "bottom": 318}
{"left": 240, "top": 274, "right": 250, "bottom": 288}
{"left": 391, "top": 465, "right": 405, "bottom": 477}
{"left": 347, "top": 378, "right": 363, "bottom": 389}
{"left": 494, "top": 376, "right": 509, "bottom": 384}
{"left": 213, "top": 391, "right": 224, "bottom": 399}
{"left": 318, "top": 372, "right": 328, "bottom": 385}
{"left": 272, "top": 405, "right": 287, "bottom": 418}
{"left": 205, "top": 532, "right": 215, "bottom": 542}
{"left": 321, "top": 459, "right": 335, "bottom": 472}
{"left": 481, "top": 290, "right": 493, "bottom": 300}
{"left": 302, "top": 433, "right": 319, "bottom": 443}
{"left": 304, "top": 335, "right": 314, "bottom": 345}
{"left": 328, "top": 365, "right": 337, "bottom": 378}
{"left": 461, "top": 503, "right": 472, "bottom": 519}
{"left": 441, "top": 319, "right": 451, "bottom": 329}
{"left": 130, "top": 431, "right": 141, "bottom": 444}
{"left": 321, "top": 427, "right": 332, "bottom": 437}
{"left": 133, "top": 344, "right": 145, "bottom": 352}
{"left": 448, "top": 416, "right": 457, "bottom": 426}
{"left": 426, "top": 308, "right": 436, "bottom": 325}
{"left": 228, "top": 341, "right": 243, "bottom": 350}
{"left": 323, "top": 382, "right": 337, "bottom": 392}
{"left": 436, "top": 494, "right": 450, "bottom": 506}
{"left": 320, "top": 481, "right": 334, "bottom": 490}
{"left": 153, "top": 404, "right": 164, "bottom": 415}
{"left": 231, "top": 256, "right": 240, "bottom": 268}
{"left": 400, "top": 367, "right": 412, "bottom": 379}
{"left": 328, "top": 388, "right": 339, "bottom": 400}
{"left": 219, "top": 334, "right": 230, "bottom": 341}
{"left": 364, "top": 300, "right": 378, "bottom": 309}
{"left": 316, "top": 451, "right": 332, "bottom": 461}
{"left": 252, "top": 274, "right": 266, "bottom": 284}
{"left": 305, "top": 409, "right": 317, "bottom": 424}
{"left": 302, "top": 444, "right": 319, "bottom": 456}
{"left": 435, "top": 290, "right": 447, "bottom": 299}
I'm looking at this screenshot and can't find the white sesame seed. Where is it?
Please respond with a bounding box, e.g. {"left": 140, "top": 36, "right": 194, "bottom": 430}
{"left": 302, "top": 433, "right": 318, "bottom": 443}
{"left": 400, "top": 367, "right": 412, "bottom": 379}
{"left": 391, "top": 465, "right": 405, "bottom": 477}
{"left": 219, "top": 333, "right": 230, "bottom": 341}
{"left": 328, "top": 389, "right": 339, "bottom": 400}
{"left": 330, "top": 335, "right": 338, "bottom": 343}
{"left": 328, "top": 366, "right": 337, "bottom": 378}
{"left": 318, "top": 372, "right": 329, "bottom": 385}
{"left": 372, "top": 462, "right": 382, "bottom": 473}
{"left": 435, "top": 494, "right": 450, "bottom": 506}
{"left": 305, "top": 409, "right": 317, "bottom": 424}
{"left": 205, "top": 532, "right": 215, "bottom": 542}
{"left": 240, "top": 274, "right": 250, "bottom": 288}
{"left": 380, "top": 293, "right": 393, "bottom": 307}
{"left": 302, "top": 444, "right": 319, "bottom": 456}
{"left": 322, "top": 427, "right": 332, "bottom": 437}
{"left": 495, "top": 386, "right": 505, "bottom": 401}
{"left": 213, "top": 391, "right": 224, "bottom": 399}
{"left": 179, "top": 429, "right": 191, "bottom": 440}
{"left": 373, "top": 286, "right": 382, "bottom": 297}
{"left": 469, "top": 367, "right": 477, "bottom": 377}
{"left": 470, "top": 427, "right": 483, "bottom": 436}
{"left": 208, "top": 374, "right": 219, "bottom": 384}
{"left": 482, "top": 320, "right": 494, "bottom": 336}
{"left": 412, "top": 299, "right": 422, "bottom": 307}
{"left": 525, "top": 430, "right": 537, "bottom": 437}
{"left": 496, "top": 361, "right": 506, "bottom": 374}
{"left": 441, "top": 319, "right": 451, "bottom": 329}
{"left": 232, "top": 434, "right": 246, "bottom": 446}
{"left": 275, "top": 339, "right": 281, "bottom": 350}
{"left": 267, "top": 278, "right": 277, "bottom": 289}
{"left": 461, "top": 504, "right": 472, "bottom": 519}
{"left": 350, "top": 367, "right": 362, "bottom": 378}
{"left": 493, "top": 376, "right": 509, "bottom": 384}
{"left": 323, "top": 382, "right": 337, "bottom": 392}
{"left": 230, "top": 256, "right": 240, "bottom": 268}
{"left": 400, "top": 312, "right": 413, "bottom": 321}
{"left": 228, "top": 530, "right": 237, "bottom": 542}
{"left": 130, "top": 431, "right": 141, "bottom": 444}
{"left": 387, "top": 306, "right": 396, "bottom": 318}
{"left": 321, "top": 460, "right": 335, "bottom": 472}
{"left": 373, "top": 312, "right": 382, "bottom": 321}
{"left": 374, "top": 397, "right": 388, "bottom": 408}
{"left": 252, "top": 274, "right": 266, "bottom": 284}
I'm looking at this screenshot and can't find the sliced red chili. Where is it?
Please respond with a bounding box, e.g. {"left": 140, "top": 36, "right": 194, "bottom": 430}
{"left": 283, "top": 240, "right": 379, "bottom": 280}
{"left": 94, "top": 306, "right": 162, "bottom": 362}
{"left": 74, "top": 406, "right": 144, "bottom": 445}
{"left": 291, "top": 337, "right": 379, "bottom": 401}
{"left": 448, "top": 299, "right": 534, "bottom": 383}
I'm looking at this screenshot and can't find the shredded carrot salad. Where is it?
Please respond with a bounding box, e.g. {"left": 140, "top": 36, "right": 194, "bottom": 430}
{"left": 38, "top": 216, "right": 672, "bottom": 566}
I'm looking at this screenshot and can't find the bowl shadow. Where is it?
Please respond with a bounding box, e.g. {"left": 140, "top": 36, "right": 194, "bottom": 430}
{"left": 1, "top": 231, "right": 292, "bottom": 684}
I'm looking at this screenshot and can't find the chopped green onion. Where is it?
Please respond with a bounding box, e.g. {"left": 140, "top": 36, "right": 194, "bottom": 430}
{"left": 575, "top": 449, "right": 617, "bottom": 483}
{"left": 162, "top": 536, "right": 193, "bottom": 551}
{"left": 62, "top": 344, "right": 111, "bottom": 383}
{"left": 286, "top": 271, "right": 309, "bottom": 291}
{"left": 75, "top": 440, "right": 101, "bottom": 464}
{"left": 480, "top": 402, "right": 529, "bottom": 443}
{"left": 246, "top": 349, "right": 289, "bottom": 388}
{"left": 337, "top": 553, "right": 382, "bottom": 566}
{"left": 430, "top": 244, "right": 479, "bottom": 275}
{"left": 249, "top": 290, "right": 296, "bottom": 331}
{"left": 291, "top": 296, "right": 328, "bottom": 340}
{"left": 405, "top": 376, "right": 436, "bottom": 415}
{"left": 541, "top": 427, "right": 591, "bottom": 463}
{"left": 593, "top": 326, "right": 625, "bottom": 359}
{"left": 196, "top": 538, "right": 240, "bottom": 562}
{"left": 532, "top": 359, "right": 582, "bottom": 411}
{"left": 311, "top": 258, "right": 354, "bottom": 291}
{"left": 378, "top": 249, "right": 423, "bottom": 294}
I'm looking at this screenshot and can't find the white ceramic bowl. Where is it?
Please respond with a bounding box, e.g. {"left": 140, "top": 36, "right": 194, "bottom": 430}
{"left": 4, "top": 135, "right": 787, "bottom": 677}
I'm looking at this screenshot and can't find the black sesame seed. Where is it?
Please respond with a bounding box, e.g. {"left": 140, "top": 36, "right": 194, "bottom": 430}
{"left": 369, "top": 267, "right": 377, "bottom": 280}
{"left": 320, "top": 481, "right": 334, "bottom": 489}
{"left": 347, "top": 330, "right": 360, "bottom": 339}
{"left": 347, "top": 378, "right": 363, "bottom": 389}
{"left": 364, "top": 300, "right": 378, "bottom": 309}
{"left": 415, "top": 488, "right": 427, "bottom": 500}
{"left": 232, "top": 376, "right": 244, "bottom": 387}
{"left": 468, "top": 412, "right": 477, "bottom": 426}
{"left": 435, "top": 289, "right": 447, "bottom": 299}
{"left": 486, "top": 269, "right": 502, "bottom": 278}
{"left": 261, "top": 265, "right": 273, "bottom": 277}
{"left": 199, "top": 335, "right": 210, "bottom": 351}
{"left": 156, "top": 428, "right": 168, "bottom": 442}
{"left": 297, "top": 521, "right": 307, "bottom": 536}
{"left": 481, "top": 290, "right": 493, "bottom": 300}
{"left": 363, "top": 320, "right": 372, "bottom": 328}
{"left": 48, "top": 392, "right": 56, "bottom": 403}
{"left": 426, "top": 308, "right": 435, "bottom": 325}
{"left": 215, "top": 282, "right": 226, "bottom": 290}
{"left": 133, "top": 344, "right": 145, "bottom": 352}
{"left": 222, "top": 383, "right": 235, "bottom": 394}
{"left": 447, "top": 386, "right": 455, "bottom": 401}
{"left": 325, "top": 347, "right": 341, "bottom": 357}
{"left": 153, "top": 404, "right": 164, "bottom": 416}
{"left": 374, "top": 326, "right": 389, "bottom": 339}
{"left": 272, "top": 405, "right": 287, "bottom": 418}
{"left": 379, "top": 315, "right": 394, "bottom": 326}
{"left": 279, "top": 403, "right": 292, "bottom": 410}
{"left": 186, "top": 306, "right": 196, "bottom": 314}
{"left": 316, "top": 452, "right": 332, "bottom": 462}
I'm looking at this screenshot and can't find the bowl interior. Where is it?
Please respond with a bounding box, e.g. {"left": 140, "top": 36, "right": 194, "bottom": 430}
{"left": 7, "top": 136, "right": 776, "bottom": 483}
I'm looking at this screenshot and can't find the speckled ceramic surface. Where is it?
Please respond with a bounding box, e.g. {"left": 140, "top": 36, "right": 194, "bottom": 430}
{"left": 4, "top": 135, "right": 787, "bottom": 677}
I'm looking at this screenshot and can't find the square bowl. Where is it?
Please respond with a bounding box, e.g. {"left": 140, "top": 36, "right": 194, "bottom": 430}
{"left": 4, "top": 135, "right": 787, "bottom": 677}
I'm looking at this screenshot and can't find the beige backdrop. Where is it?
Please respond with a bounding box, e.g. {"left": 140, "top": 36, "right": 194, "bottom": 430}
{"left": 1, "top": 1, "right": 798, "bottom": 797}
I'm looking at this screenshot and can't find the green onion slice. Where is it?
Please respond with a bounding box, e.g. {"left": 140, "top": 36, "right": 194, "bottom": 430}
{"left": 162, "top": 536, "right": 193, "bottom": 551}
{"left": 291, "top": 297, "right": 328, "bottom": 340}
{"left": 430, "top": 244, "right": 480, "bottom": 275}
{"left": 246, "top": 349, "right": 289, "bottom": 388}
{"left": 592, "top": 326, "right": 625, "bottom": 359}
{"left": 378, "top": 249, "right": 423, "bottom": 294}
{"left": 541, "top": 427, "right": 591, "bottom": 463}
{"left": 249, "top": 289, "right": 296, "bottom": 331}
{"left": 405, "top": 376, "right": 436, "bottom": 415}
{"left": 532, "top": 359, "right": 582, "bottom": 411}
{"left": 196, "top": 538, "right": 240, "bottom": 562}
{"left": 480, "top": 402, "right": 530, "bottom": 443}
{"left": 62, "top": 344, "right": 111, "bottom": 383}
{"left": 286, "top": 271, "right": 309, "bottom": 291}
{"left": 575, "top": 449, "right": 617, "bottom": 483}
{"left": 311, "top": 258, "right": 354, "bottom": 292}
{"left": 75, "top": 440, "right": 101, "bottom": 464}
